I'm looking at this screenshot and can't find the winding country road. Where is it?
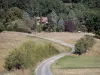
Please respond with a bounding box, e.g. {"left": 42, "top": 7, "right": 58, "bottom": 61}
{"left": 35, "top": 37, "right": 75, "bottom": 75}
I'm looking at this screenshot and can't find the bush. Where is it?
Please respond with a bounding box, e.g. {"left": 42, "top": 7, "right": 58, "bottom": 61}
{"left": 36, "top": 25, "right": 42, "bottom": 32}
{"left": 4, "top": 40, "right": 59, "bottom": 70}
{"left": 54, "top": 25, "right": 64, "bottom": 32}
{"left": 7, "top": 25, "right": 32, "bottom": 34}
{"left": 95, "top": 29, "right": 100, "bottom": 37}
{"left": 6, "top": 19, "right": 32, "bottom": 33}
{"left": 6, "top": 7, "right": 23, "bottom": 21}
{"left": 7, "top": 25, "right": 15, "bottom": 31}
{"left": 16, "top": 28, "right": 32, "bottom": 34}
{"left": 0, "top": 23, "right": 5, "bottom": 32}
{"left": 76, "top": 24, "right": 87, "bottom": 32}
{"left": 43, "top": 23, "right": 64, "bottom": 32}
{"left": 75, "top": 35, "right": 95, "bottom": 55}
{"left": 4, "top": 49, "right": 26, "bottom": 70}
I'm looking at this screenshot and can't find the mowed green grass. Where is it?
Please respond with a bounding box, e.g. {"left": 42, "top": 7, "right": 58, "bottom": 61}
{"left": 53, "top": 55, "right": 100, "bottom": 69}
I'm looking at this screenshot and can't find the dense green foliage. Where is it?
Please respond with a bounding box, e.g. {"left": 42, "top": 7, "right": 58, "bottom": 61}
{"left": 0, "top": 0, "right": 66, "bottom": 16}
{"left": 84, "top": 9, "right": 100, "bottom": 32}
{"left": 0, "top": 0, "right": 68, "bottom": 32}
{"left": 75, "top": 35, "right": 95, "bottom": 55}
{"left": 36, "top": 25, "right": 42, "bottom": 32}
{"left": 4, "top": 40, "right": 59, "bottom": 70}
{"left": 0, "top": 7, "right": 32, "bottom": 33}
{"left": 69, "top": 1, "right": 100, "bottom": 35}
{"left": 95, "top": 30, "right": 100, "bottom": 38}
{"left": 6, "top": 7, "right": 23, "bottom": 21}
{"left": 0, "top": 23, "right": 5, "bottom": 32}
{"left": 82, "top": 0, "right": 100, "bottom": 8}
{"left": 0, "top": 0, "right": 100, "bottom": 33}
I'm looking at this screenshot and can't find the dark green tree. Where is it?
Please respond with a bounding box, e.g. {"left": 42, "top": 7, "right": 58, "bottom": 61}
{"left": 82, "top": 0, "right": 100, "bottom": 8}
{"left": 85, "top": 10, "right": 100, "bottom": 32}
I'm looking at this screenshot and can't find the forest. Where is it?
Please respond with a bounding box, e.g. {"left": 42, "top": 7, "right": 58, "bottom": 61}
{"left": 0, "top": 0, "right": 100, "bottom": 36}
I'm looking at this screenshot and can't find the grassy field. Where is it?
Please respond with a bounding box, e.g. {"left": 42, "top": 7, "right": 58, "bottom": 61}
{"left": 52, "top": 52, "right": 100, "bottom": 75}
{"left": 0, "top": 32, "right": 99, "bottom": 75}
{"left": 52, "top": 56, "right": 100, "bottom": 69}
{"left": 0, "top": 31, "right": 30, "bottom": 71}
{"left": 4, "top": 40, "right": 60, "bottom": 71}
{"left": 42, "top": 32, "right": 100, "bottom": 75}
{"left": 37, "top": 32, "right": 94, "bottom": 45}
{"left": 52, "top": 68, "right": 100, "bottom": 75}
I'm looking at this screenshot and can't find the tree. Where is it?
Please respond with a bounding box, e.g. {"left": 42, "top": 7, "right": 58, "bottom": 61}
{"left": 5, "top": 7, "right": 23, "bottom": 23}
{"left": 95, "top": 29, "right": 100, "bottom": 37}
{"left": 82, "top": 0, "right": 100, "bottom": 8}
{"left": 0, "top": 0, "right": 67, "bottom": 17}
{"left": 62, "top": 0, "right": 82, "bottom": 3}
{"left": 29, "top": 0, "right": 65, "bottom": 16}
{"left": 85, "top": 10, "right": 100, "bottom": 32}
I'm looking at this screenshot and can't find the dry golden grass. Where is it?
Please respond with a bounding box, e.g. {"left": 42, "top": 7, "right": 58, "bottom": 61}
{"left": 0, "top": 31, "right": 71, "bottom": 75}
{"left": 0, "top": 69, "right": 30, "bottom": 75}
{"left": 52, "top": 68, "right": 100, "bottom": 75}
{"left": 37, "top": 32, "right": 93, "bottom": 45}
{"left": 0, "top": 31, "right": 32, "bottom": 71}
{"left": 38, "top": 32, "right": 100, "bottom": 75}
{"left": 86, "top": 39, "right": 100, "bottom": 56}
{"left": 37, "top": 32, "right": 100, "bottom": 56}
{"left": 0, "top": 31, "right": 99, "bottom": 75}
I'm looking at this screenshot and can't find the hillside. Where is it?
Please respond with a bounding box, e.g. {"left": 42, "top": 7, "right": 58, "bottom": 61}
{"left": 0, "top": 31, "right": 29, "bottom": 71}
{"left": 46, "top": 32, "right": 100, "bottom": 75}
{"left": 0, "top": 31, "right": 70, "bottom": 75}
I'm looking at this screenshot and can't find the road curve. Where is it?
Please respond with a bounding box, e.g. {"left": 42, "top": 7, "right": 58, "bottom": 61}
{"left": 35, "top": 37, "right": 75, "bottom": 75}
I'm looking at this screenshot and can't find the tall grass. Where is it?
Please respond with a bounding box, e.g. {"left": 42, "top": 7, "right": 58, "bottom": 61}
{"left": 4, "top": 40, "right": 59, "bottom": 70}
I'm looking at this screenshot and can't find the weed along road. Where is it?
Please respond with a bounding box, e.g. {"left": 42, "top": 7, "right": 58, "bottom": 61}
{"left": 35, "top": 37, "right": 75, "bottom": 75}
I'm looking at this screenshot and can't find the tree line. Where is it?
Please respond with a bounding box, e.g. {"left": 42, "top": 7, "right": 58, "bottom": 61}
{"left": 0, "top": 0, "right": 100, "bottom": 36}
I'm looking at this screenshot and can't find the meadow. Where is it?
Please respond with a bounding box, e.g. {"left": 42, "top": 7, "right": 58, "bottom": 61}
{"left": 0, "top": 31, "right": 70, "bottom": 75}
{"left": 39, "top": 32, "right": 100, "bottom": 75}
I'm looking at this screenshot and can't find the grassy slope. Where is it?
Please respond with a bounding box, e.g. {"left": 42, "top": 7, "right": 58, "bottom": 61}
{"left": 0, "top": 31, "right": 70, "bottom": 75}
{"left": 5, "top": 40, "right": 60, "bottom": 71}
{"left": 0, "top": 31, "right": 29, "bottom": 71}
{"left": 52, "top": 38, "right": 100, "bottom": 69}
{"left": 37, "top": 32, "right": 93, "bottom": 45}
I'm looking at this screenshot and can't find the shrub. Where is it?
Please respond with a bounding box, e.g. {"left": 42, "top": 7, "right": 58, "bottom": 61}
{"left": 4, "top": 49, "right": 26, "bottom": 70}
{"left": 53, "top": 25, "right": 64, "bottom": 32}
{"left": 95, "top": 29, "right": 100, "bottom": 37}
{"left": 6, "top": 7, "right": 23, "bottom": 21}
{"left": 7, "top": 25, "right": 32, "bottom": 34}
{"left": 16, "top": 28, "right": 32, "bottom": 34}
{"left": 6, "top": 25, "right": 15, "bottom": 31}
{"left": 36, "top": 25, "right": 42, "bottom": 32}
{"left": 76, "top": 24, "right": 87, "bottom": 32}
{"left": 4, "top": 40, "right": 59, "bottom": 70}
{"left": 0, "top": 23, "right": 5, "bottom": 32}
{"left": 75, "top": 35, "right": 95, "bottom": 55}
{"left": 6, "top": 19, "right": 32, "bottom": 33}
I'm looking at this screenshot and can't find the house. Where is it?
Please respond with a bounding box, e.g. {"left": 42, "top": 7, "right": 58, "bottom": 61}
{"left": 36, "top": 17, "right": 48, "bottom": 25}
